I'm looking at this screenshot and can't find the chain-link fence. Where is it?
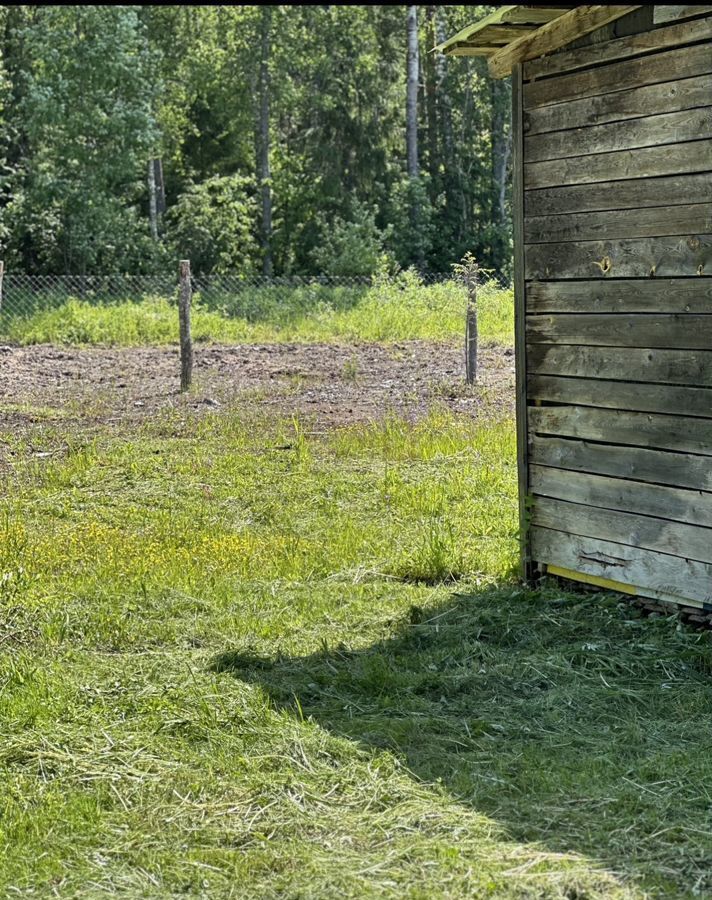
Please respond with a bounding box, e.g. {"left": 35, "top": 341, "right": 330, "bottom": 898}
{"left": 0, "top": 271, "right": 509, "bottom": 319}
{"left": 0, "top": 268, "right": 512, "bottom": 347}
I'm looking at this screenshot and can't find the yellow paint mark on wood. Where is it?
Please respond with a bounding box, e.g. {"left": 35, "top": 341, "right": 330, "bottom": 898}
{"left": 546, "top": 564, "right": 639, "bottom": 594}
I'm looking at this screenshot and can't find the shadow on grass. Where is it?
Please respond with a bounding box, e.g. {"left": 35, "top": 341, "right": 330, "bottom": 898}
{"left": 212, "top": 583, "right": 712, "bottom": 896}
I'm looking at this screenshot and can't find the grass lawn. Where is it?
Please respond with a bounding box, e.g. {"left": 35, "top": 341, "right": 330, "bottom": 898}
{"left": 2, "top": 386, "right": 712, "bottom": 898}
{"left": 1, "top": 280, "right": 712, "bottom": 898}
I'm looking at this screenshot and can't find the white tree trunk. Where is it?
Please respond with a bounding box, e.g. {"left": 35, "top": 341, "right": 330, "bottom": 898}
{"left": 148, "top": 158, "right": 158, "bottom": 241}
{"left": 258, "top": 5, "right": 273, "bottom": 276}
{"left": 406, "top": 5, "right": 419, "bottom": 179}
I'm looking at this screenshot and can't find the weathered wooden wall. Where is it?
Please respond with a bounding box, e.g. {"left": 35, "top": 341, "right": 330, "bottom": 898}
{"left": 517, "top": 7, "right": 712, "bottom": 606}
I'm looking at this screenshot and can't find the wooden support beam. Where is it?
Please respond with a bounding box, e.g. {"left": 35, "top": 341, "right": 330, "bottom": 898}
{"left": 488, "top": 5, "right": 641, "bottom": 78}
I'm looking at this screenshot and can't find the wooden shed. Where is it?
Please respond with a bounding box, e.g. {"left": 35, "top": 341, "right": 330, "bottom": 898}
{"left": 437, "top": 5, "right": 712, "bottom": 611}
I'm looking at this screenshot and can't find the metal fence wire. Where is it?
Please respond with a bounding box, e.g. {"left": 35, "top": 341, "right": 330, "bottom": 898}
{"left": 0, "top": 269, "right": 511, "bottom": 327}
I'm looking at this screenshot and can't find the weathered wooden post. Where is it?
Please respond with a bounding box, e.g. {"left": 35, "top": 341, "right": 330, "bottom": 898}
{"left": 455, "top": 253, "right": 479, "bottom": 384}
{"left": 178, "top": 259, "right": 193, "bottom": 392}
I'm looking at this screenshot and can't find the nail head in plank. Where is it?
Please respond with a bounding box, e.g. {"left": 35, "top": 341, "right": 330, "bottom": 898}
{"left": 525, "top": 235, "right": 712, "bottom": 279}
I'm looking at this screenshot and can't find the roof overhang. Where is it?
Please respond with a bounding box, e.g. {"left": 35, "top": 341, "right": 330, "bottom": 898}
{"left": 435, "top": 5, "right": 641, "bottom": 78}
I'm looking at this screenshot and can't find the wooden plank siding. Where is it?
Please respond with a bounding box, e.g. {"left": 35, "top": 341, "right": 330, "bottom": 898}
{"left": 528, "top": 345, "right": 712, "bottom": 384}
{"left": 531, "top": 528, "right": 712, "bottom": 604}
{"left": 527, "top": 314, "right": 712, "bottom": 348}
{"left": 523, "top": 74, "right": 712, "bottom": 135}
{"left": 526, "top": 236, "right": 712, "bottom": 279}
{"left": 523, "top": 41, "right": 712, "bottom": 109}
{"left": 526, "top": 173, "right": 712, "bottom": 217}
{"left": 528, "top": 375, "right": 712, "bottom": 418}
{"left": 520, "top": 9, "right": 712, "bottom": 606}
{"left": 524, "top": 16, "right": 712, "bottom": 79}
{"left": 533, "top": 496, "right": 712, "bottom": 565}
{"left": 525, "top": 204, "right": 712, "bottom": 243}
{"left": 530, "top": 436, "right": 712, "bottom": 492}
{"left": 525, "top": 108, "right": 712, "bottom": 163}
{"left": 527, "top": 279, "right": 712, "bottom": 313}
{"left": 530, "top": 465, "right": 712, "bottom": 527}
{"left": 528, "top": 406, "right": 712, "bottom": 456}
{"left": 525, "top": 141, "right": 712, "bottom": 190}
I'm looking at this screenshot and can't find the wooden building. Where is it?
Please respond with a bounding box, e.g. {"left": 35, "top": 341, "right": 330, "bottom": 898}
{"left": 437, "top": 6, "right": 712, "bottom": 610}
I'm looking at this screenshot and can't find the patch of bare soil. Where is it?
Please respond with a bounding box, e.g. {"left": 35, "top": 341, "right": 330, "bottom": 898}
{"left": 0, "top": 341, "right": 514, "bottom": 432}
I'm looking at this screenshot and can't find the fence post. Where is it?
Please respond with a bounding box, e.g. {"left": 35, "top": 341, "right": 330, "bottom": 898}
{"left": 0, "top": 261, "right": 4, "bottom": 313}
{"left": 456, "top": 254, "right": 478, "bottom": 385}
{"left": 178, "top": 259, "right": 193, "bottom": 392}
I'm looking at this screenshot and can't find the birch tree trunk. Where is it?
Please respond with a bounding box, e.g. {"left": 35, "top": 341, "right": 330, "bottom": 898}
{"left": 424, "top": 6, "right": 439, "bottom": 192}
{"left": 491, "top": 78, "right": 512, "bottom": 271}
{"left": 406, "top": 5, "right": 419, "bottom": 179}
{"left": 257, "top": 5, "right": 273, "bottom": 277}
{"left": 434, "top": 9, "right": 453, "bottom": 172}
{"left": 148, "top": 158, "right": 158, "bottom": 241}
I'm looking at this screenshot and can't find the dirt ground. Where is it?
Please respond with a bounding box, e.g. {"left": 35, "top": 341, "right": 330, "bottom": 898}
{"left": 0, "top": 341, "right": 515, "bottom": 432}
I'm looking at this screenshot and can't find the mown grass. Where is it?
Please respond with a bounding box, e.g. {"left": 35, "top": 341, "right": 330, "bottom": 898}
{"left": 2, "top": 399, "right": 712, "bottom": 897}
{"left": 1, "top": 273, "right": 514, "bottom": 347}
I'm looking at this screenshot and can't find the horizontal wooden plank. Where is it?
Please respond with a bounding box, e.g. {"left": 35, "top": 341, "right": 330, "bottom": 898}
{"left": 653, "top": 5, "right": 712, "bottom": 24}
{"left": 526, "top": 278, "right": 712, "bottom": 313}
{"left": 529, "top": 374, "right": 712, "bottom": 418}
{"left": 524, "top": 15, "right": 712, "bottom": 79}
{"left": 478, "top": 24, "right": 536, "bottom": 44}
{"left": 523, "top": 73, "right": 712, "bottom": 135}
{"left": 529, "top": 404, "right": 712, "bottom": 455}
{"left": 506, "top": 8, "right": 579, "bottom": 25}
{"left": 528, "top": 344, "right": 712, "bottom": 385}
{"left": 525, "top": 236, "right": 712, "bottom": 279}
{"left": 525, "top": 204, "right": 712, "bottom": 243}
{"left": 525, "top": 107, "right": 712, "bottom": 163}
{"left": 524, "top": 41, "right": 712, "bottom": 109}
{"left": 525, "top": 140, "right": 712, "bottom": 189}
{"left": 525, "top": 173, "right": 712, "bottom": 217}
{"left": 530, "top": 464, "right": 712, "bottom": 527}
{"left": 530, "top": 434, "right": 712, "bottom": 491}
{"left": 533, "top": 495, "right": 712, "bottom": 564}
{"left": 531, "top": 526, "right": 712, "bottom": 603}
{"left": 527, "top": 313, "right": 712, "bottom": 348}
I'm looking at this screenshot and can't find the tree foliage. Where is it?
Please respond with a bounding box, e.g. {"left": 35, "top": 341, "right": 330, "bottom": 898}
{"left": 0, "top": 5, "right": 512, "bottom": 277}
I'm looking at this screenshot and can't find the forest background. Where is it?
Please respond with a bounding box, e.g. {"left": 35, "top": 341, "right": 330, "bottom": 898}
{"left": 0, "top": 5, "right": 512, "bottom": 280}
